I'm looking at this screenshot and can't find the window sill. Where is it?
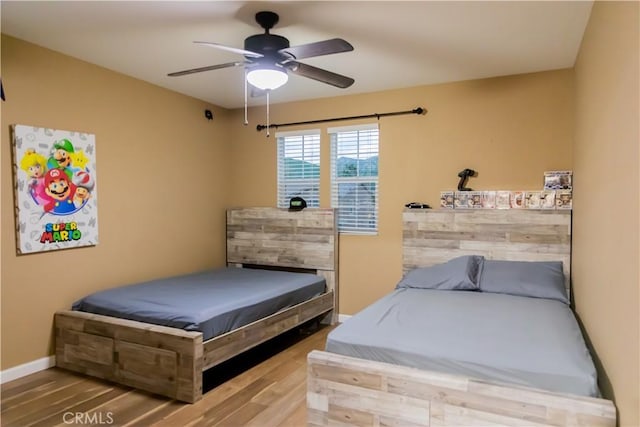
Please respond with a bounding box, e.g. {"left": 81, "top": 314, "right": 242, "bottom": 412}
{"left": 338, "top": 230, "right": 378, "bottom": 236}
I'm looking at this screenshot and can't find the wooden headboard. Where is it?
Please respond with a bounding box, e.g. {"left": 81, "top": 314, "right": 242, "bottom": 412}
{"left": 226, "top": 207, "right": 339, "bottom": 317}
{"left": 403, "top": 209, "right": 571, "bottom": 292}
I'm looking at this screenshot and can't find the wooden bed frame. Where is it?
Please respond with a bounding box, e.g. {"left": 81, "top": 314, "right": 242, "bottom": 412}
{"left": 55, "top": 207, "right": 338, "bottom": 403}
{"left": 307, "top": 209, "right": 617, "bottom": 426}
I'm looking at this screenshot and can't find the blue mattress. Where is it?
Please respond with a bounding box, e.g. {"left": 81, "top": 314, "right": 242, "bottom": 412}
{"left": 326, "top": 288, "right": 600, "bottom": 397}
{"left": 72, "top": 267, "right": 326, "bottom": 340}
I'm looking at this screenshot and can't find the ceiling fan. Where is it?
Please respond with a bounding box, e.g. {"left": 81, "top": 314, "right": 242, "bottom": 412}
{"left": 168, "top": 11, "right": 355, "bottom": 91}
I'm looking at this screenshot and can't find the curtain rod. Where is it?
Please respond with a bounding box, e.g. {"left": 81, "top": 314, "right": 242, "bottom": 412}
{"left": 255, "top": 107, "right": 427, "bottom": 132}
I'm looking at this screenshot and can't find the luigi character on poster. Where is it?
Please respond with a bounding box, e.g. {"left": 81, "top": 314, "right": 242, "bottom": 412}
{"left": 12, "top": 125, "right": 99, "bottom": 254}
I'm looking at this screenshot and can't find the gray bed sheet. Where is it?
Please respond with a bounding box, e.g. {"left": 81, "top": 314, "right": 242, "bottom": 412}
{"left": 326, "top": 288, "right": 599, "bottom": 397}
{"left": 73, "top": 267, "right": 326, "bottom": 340}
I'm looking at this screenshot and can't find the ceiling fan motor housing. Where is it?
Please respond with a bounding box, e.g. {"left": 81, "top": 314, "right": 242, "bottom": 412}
{"left": 244, "top": 34, "right": 290, "bottom": 59}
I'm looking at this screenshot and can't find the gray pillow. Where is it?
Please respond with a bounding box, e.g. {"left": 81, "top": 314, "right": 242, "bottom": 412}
{"left": 479, "top": 260, "right": 568, "bottom": 304}
{"left": 396, "top": 255, "right": 484, "bottom": 290}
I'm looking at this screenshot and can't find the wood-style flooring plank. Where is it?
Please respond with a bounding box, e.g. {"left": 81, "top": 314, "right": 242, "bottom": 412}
{"left": 119, "top": 400, "right": 185, "bottom": 427}
{"left": 1, "top": 370, "right": 86, "bottom": 411}
{"left": 0, "top": 324, "right": 333, "bottom": 427}
{"left": 197, "top": 378, "right": 272, "bottom": 427}
{"left": 251, "top": 363, "right": 307, "bottom": 407}
{"left": 2, "top": 379, "right": 112, "bottom": 426}
{"left": 278, "top": 399, "right": 307, "bottom": 427}
{"left": 149, "top": 383, "right": 242, "bottom": 427}
{"left": 245, "top": 381, "right": 307, "bottom": 427}
{"left": 89, "top": 391, "right": 169, "bottom": 426}
{"left": 29, "top": 388, "right": 131, "bottom": 427}
{"left": 1, "top": 369, "right": 78, "bottom": 400}
{"left": 210, "top": 401, "right": 267, "bottom": 427}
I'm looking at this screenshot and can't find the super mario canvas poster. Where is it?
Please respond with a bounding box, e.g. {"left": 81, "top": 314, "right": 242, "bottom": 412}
{"left": 11, "top": 125, "right": 98, "bottom": 254}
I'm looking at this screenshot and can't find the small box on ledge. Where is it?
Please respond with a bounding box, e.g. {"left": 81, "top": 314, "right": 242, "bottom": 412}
{"left": 544, "top": 171, "right": 572, "bottom": 190}
{"left": 440, "top": 191, "right": 454, "bottom": 209}
{"left": 556, "top": 190, "right": 572, "bottom": 209}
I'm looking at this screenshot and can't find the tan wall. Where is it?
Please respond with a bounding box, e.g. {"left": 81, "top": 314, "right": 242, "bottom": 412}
{"left": 0, "top": 35, "right": 231, "bottom": 369}
{"left": 228, "top": 69, "right": 575, "bottom": 314}
{"left": 573, "top": 2, "right": 639, "bottom": 425}
{"left": 2, "top": 14, "right": 636, "bottom": 422}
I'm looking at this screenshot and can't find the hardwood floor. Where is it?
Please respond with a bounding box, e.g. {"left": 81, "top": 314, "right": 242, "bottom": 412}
{"left": 1, "top": 324, "right": 332, "bottom": 427}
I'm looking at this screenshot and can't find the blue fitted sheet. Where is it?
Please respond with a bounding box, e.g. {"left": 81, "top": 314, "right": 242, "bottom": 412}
{"left": 72, "top": 267, "right": 326, "bottom": 340}
{"left": 326, "top": 288, "right": 599, "bottom": 397}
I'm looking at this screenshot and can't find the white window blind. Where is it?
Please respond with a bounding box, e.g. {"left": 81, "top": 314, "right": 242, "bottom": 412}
{"left": 276, "top": 130, "right": 321, "bottom": 208}
{"left": 329, "top": 124, "right": 379, "bottom": 233}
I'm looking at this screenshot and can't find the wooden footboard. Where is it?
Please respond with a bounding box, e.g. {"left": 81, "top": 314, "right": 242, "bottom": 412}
{"left": 307, "top": 350, "right": 616, "bottom": 426}
{"left": 54, "top": 292, "right": 332, "bottom": 403}
{"left": 55, "top": 311, "right": 203, "bottom": 403}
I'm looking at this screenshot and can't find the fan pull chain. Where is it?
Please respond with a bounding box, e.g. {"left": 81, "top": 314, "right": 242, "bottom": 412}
{"left": 266, "top": 90, "right": 270, "bottom": 137}
{"left": 244, "top": 70, "right": 249, "bottom": 125}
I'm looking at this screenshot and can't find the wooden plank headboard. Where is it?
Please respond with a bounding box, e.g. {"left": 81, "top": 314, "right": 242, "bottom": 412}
{"left": 227, "top": 207, "right": 337, "bottom": 270}
{"left": 403, "top": 209, "right": 571, "bottom": 292}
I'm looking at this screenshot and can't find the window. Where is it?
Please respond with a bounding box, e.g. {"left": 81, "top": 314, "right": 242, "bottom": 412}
{"left": 329, "top": 124, "right": 379, "bottom": 233}
{"left": 276, "top": 130, "right": 320, "bottom": 208}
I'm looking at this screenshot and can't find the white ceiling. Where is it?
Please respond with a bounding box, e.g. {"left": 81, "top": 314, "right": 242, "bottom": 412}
{"left": 1, "top": 1, "right": 593, "bottom": 109}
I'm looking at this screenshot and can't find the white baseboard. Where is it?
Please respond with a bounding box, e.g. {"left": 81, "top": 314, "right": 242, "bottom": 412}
{"left": 338, "top": 314, "right": 352, "bottom": 323}
{"left": 0, "top": 355, "right": 56, "bottom": 384}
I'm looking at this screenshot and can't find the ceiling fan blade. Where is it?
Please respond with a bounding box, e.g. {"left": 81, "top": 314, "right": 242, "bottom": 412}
{"left": 194, "top": 41, "right": 263, "bottom": 58}
{"left": 280, "top": 38, "right": 353, "bottom": 61}
{"left": 287, "top": 62, "right": 354, "bottom": 88}
{"left": 167, "top": 61, "right": 245, "bottom": 77}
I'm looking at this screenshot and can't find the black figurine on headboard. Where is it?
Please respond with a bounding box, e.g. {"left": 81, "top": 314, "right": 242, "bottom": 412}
{"left": 457, "top": 168, "right": 477, "bottom": 191}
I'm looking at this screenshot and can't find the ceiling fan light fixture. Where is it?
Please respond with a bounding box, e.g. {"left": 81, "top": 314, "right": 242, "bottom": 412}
{"left": 246, "top": 67, "right": 288, "bottom": 90}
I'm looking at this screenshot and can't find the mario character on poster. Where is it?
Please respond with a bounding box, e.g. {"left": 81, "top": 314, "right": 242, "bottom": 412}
{"left": 12, "top": 125, "right": 99, "bottom": 254}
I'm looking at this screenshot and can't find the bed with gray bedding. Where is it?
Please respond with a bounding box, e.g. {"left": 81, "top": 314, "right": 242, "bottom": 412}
{"left": 73, "top": 267, "right": 326, "bottom": 341}
{"left": 308, "top": 210, "right": 615, "bottom": 427}
{"left": 326, "top": 287, "right": 599, "bottom": 397}
{"left": 57, "top": 208, "right": 338, "bottom": 403}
